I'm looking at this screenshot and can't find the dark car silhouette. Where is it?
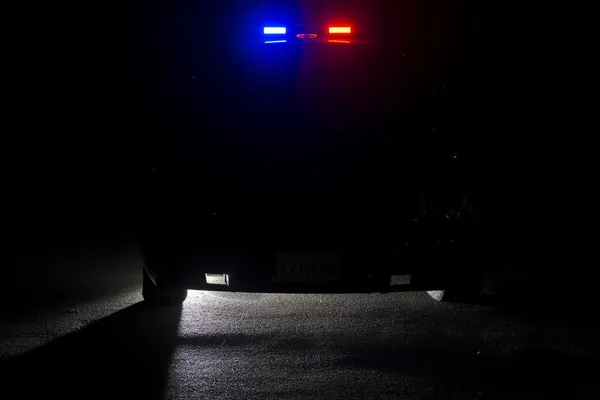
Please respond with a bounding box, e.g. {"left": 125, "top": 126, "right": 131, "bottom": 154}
{"left": 137, "top": 1, "right": 483, "bottom": 305}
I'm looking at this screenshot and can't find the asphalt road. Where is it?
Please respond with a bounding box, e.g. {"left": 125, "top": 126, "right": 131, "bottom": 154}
{"left": 1, "top": 236, "right": 598, "bottom": 400}
{"left": 0, "top": 189, "right": 596, "bottom": 399}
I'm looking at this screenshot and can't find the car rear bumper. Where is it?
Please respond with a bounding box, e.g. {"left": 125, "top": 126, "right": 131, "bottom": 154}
{"left": 143, "top": 242, "right": 481, "bottom": 293}
{"left": 175, "top": 275, "right": 450, "bottom": 294}
{"left": 139, "top": 187, "right": 481, "bottom": 293}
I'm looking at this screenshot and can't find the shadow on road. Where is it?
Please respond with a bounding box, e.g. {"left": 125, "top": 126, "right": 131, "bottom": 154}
{"left": 480, "top": 284, "right": 600, "bottom": 329}
{"left": 337, "top": 338, "right": 598, "bottom": 399}
{"left": 1, "top": 302, "right": 181, "bottom": 400}
{"left": 0, "top": 282, "right": 140, "bottom": 323}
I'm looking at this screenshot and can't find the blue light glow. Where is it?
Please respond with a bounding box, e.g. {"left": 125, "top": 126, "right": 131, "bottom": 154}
{"left": 264, "top": 27, "right": 286, "bottom": 34}
{"left": 264, "top": 40, "right": 287, "bottom": 44}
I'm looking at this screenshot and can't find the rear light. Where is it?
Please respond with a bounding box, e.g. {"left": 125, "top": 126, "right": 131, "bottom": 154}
{"left": 328, "top": 26, "right": 352, "bottom": 34}
{"left": 264, "top": 27, "right": 286, "bottom": 35}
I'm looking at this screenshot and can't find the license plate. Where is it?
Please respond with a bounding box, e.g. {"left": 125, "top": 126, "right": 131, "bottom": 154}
{"left": 275, "top": 252, "right": 341, "bottom": 283}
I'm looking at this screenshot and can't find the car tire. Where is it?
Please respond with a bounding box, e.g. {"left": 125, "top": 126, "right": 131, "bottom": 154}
{"left": 426, "top": 288, "right": 479, "bottom": 302}
{"left": 427, "top": 290, "right": 449, "bottom": 301}
{"left": 142, "top": 268, "right": 187, "bottom": 305}
{"left": 427, "top": 274, "right": 482, "bottom": 303}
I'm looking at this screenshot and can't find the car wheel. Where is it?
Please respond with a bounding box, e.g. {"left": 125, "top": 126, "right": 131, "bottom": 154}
{"left": 427, "top": 274, "right": 482, "bottom": 303}
{"left": 427, "top": 290, "right": 449, "bottom": 301}
{"left": 427, "top": 288, "right": 480, "bottom": 302}
{"left": 142, "top": 268, "right": 187, "bottom": 305}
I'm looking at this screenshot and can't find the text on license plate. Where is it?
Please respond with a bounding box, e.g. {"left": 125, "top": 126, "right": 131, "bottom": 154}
{"left": 276, "top": 252, "right": 341, "bottom": 283}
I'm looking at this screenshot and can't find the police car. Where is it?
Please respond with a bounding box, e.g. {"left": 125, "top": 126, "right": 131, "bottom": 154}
{"left": 138, "top": 2, "right": 481, "bottom": 305}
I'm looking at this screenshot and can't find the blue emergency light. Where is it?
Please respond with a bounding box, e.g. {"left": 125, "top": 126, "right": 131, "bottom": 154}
{"left": 263, "top": 27, "right": 286, "bottom": 35}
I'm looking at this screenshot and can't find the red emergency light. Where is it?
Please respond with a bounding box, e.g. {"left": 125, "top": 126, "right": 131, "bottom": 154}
{"left": 328, "top": 26, "right": 352, "bottom": 34}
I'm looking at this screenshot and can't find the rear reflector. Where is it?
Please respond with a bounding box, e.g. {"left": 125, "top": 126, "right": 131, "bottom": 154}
{"left": 264, "top": 40, "right": 287, "bottom": 44}
{"left": 264, "top": 27, "right": 286, "bottom": 34}
{"left": 329, "top": 26, "right": 351, "bottom": 34}
{"left": 328, "top": 39, "right": 351, "bottom": 44}
{"left": 205, "top": 273, "right": 229, "bottom": 285}
{"left": 296, "top": 33, "right": 317, "bottom": 39}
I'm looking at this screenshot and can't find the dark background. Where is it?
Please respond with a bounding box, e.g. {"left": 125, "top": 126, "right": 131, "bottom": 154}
{"left": 3, "top": 0, "right": 485, "bottom": 187}
{"left": 2, "top": 0, "right": 522, "bottom": 288}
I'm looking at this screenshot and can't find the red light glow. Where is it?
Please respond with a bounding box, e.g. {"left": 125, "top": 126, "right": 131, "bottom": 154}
{"left": 328, "top": 26, "right": 351, "bottom": 34}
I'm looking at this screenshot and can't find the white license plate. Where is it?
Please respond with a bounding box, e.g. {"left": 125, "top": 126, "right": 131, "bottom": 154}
{"left": 276, "top": 252, "right": 341, "bottom": 283}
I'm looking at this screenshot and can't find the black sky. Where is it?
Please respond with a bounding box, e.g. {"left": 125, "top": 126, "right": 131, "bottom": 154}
{"left": 3, "top": 0, "right": 482, "bottom": 190}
